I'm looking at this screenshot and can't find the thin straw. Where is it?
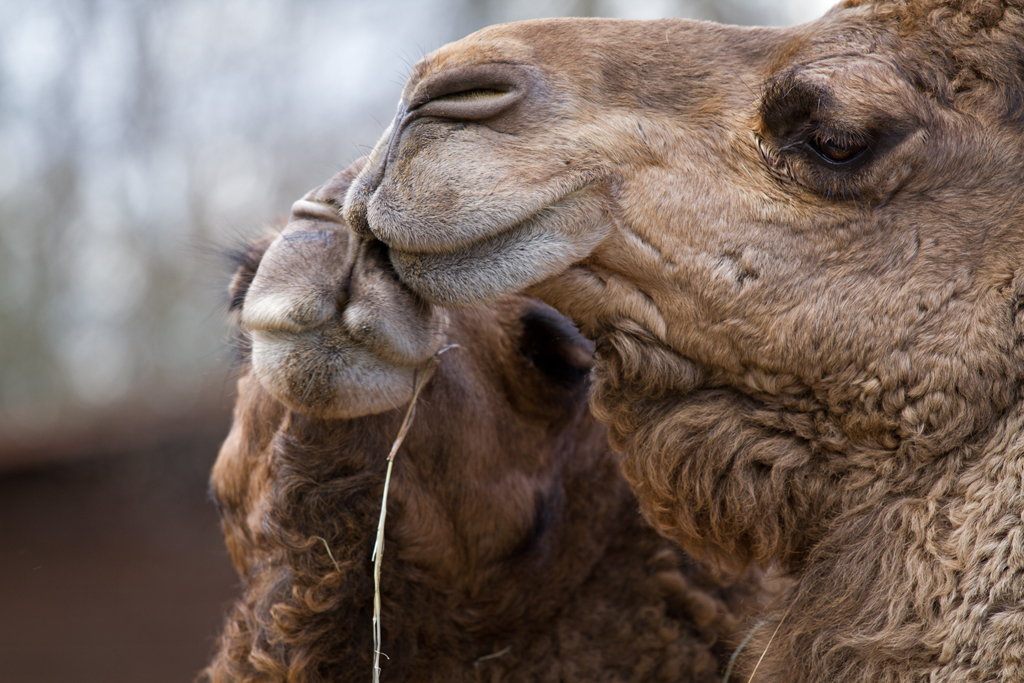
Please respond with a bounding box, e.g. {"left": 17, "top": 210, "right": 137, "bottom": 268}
{"left": 371, "top": 344, "right": 458, "bottom": 683}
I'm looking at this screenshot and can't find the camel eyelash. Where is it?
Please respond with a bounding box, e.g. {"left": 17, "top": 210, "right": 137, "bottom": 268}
{"left": 755, "top": 126, "right": 878, "bottom": 202}
{"left": 796, "top": 123, "right": 874, "bottom": 168}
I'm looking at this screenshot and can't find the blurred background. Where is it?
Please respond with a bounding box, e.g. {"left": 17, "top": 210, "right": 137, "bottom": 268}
{"left": 0, "top": 1, "right": 834, "bottom": 681}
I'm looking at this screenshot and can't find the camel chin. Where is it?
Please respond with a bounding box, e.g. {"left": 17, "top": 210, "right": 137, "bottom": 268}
{"left": 248, "top": 328, "right": 420, "bottom": 420}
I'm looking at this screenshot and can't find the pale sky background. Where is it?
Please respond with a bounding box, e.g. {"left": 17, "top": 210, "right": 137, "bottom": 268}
{"left": 0, "top": 0, "right": 837, "bottom": 443}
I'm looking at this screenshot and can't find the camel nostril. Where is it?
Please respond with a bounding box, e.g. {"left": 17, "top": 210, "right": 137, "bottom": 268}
{"left": 406, "top": 63, "right": 531, "bottom": 122}
{"left": 412, "top": 87, "right": 519, "bottom": 121}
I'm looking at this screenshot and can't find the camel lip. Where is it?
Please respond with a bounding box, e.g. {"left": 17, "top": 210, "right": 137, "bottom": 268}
{"left": 384, "top": 213, "right": 536, "bottom": 275}
{"left": 368, "top": 168, "right": 606, "bottom": 256}
{"left": 372, "top": 200, "right": 545, "bottom": 256}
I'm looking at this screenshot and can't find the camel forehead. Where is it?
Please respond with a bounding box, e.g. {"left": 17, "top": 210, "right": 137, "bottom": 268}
{"left": 409, "top": 18, "right": 777, "bottom": 90}
{"left": 408, "top": 0, "right": 1010, "bottom": 84}
{"left": 402, "top": 11, "right": 913, "bottom": 107}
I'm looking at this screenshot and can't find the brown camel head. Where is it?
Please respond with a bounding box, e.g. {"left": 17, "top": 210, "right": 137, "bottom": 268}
{"left": 344, "top": 0, "right": 1024, "bottom": 563}
{"left": 218, "top": 162, "right": 608, "bottom": 585}
{"left": 209, "top": 165, "right": 766, "bottom": 683}
{"left": 342, "top": 4, "right": 1024, "bottom": 677}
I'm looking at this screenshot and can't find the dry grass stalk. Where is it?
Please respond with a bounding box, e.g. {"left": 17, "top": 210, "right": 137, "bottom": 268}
{"left": 746, "top": 601, "right": 794, "bottom": 682}
{"left": 315, "top": 536, "right": 342, "bottom": 572}
{"left": 371, "top": 344, "right": 459, "bottom": 683}
{"left": 722, "top": 620, "right": 765, "bottom": 683}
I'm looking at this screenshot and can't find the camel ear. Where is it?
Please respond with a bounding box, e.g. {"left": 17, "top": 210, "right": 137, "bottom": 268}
{"left": 228, "top": 234, "right": 276, "bottom": 312}
{"left": 518, "top": 305, "right": 594, "bottom": 385}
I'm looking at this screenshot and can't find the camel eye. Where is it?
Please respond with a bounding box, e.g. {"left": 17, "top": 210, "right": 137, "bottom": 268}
{"left": 807, "top": 132, "right": 867, "bottom": 164}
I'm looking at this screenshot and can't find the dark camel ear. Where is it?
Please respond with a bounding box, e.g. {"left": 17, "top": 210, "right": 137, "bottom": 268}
{"left": 228, "top": 233, "right": 276, "bottom": 312}
{"left": 518, "top": 305, "right": 595, "bottom": 386}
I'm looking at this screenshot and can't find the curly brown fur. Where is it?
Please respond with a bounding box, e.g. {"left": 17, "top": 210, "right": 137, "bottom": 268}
{"left": 207, "top": 401, "right": 760, "bottom": 682}
{"left": 341, "top": 1, "right": 1024, "bottom": 679}
{"left": 202, "top": 175, "right": 766, "bottom": 682}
